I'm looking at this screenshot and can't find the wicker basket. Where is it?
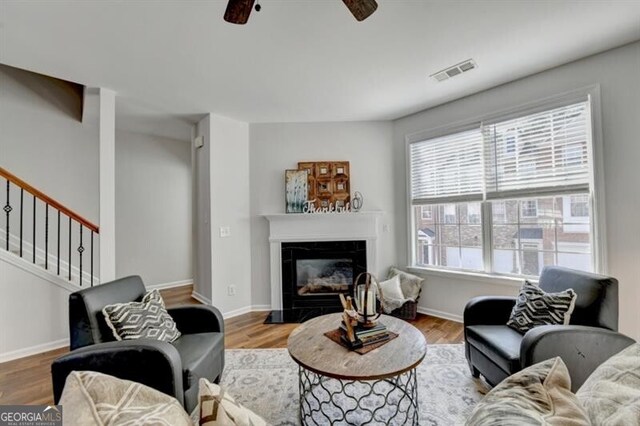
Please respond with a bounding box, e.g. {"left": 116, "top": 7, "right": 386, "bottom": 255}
{"left": 389, "top": 288, "right": 422, "bottom": 320}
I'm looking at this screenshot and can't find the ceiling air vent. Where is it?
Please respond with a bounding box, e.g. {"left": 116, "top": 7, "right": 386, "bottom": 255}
{"left": 430, "top": 59, "right": 477, "bottom": 82}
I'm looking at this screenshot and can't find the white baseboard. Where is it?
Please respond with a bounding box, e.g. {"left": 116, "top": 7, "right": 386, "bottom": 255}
{"left": 223, "top": 306, "right": 253, "bottom": 319}
{"left": 0, "top": 338, "right": 69, "bottom": 363}
{"left": 417, "top": 306, "right": 463, "bottom": 323}
{"left": 223, "top": 305, "right": 274, "bottom": 319}
{"left": 251, "top": 305, "right": 272, "bottom": 312}
{"left": 147, "top": 279, "right": 193, "bottom": 291}
{"left": 191, "top": 291, "right": 212, "bottom": 305}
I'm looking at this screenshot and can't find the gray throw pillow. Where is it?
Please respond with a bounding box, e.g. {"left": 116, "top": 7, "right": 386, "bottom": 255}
{"left": 103, "top": 289, "right": 181, "bottom": 342}
{"left": 387, "top": 267, "right": 423, "bottom": 301}
{"left": 507, "top": 280, "right": 577, "bottom": 334}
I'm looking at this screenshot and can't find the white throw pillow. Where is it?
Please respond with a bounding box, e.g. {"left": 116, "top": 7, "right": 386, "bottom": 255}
{"left": 59, "top": 371, "right": 191, "bottom": 426}
{"left": 577, "top": 343, "right": 640, "bottom": 426}
{"left": 199, "top": 378, "right": 268, "bottom": 426}
{"left": 377, "top": 275, "right": 407, "bottom": 313}
{"left": 466, "top": 357, "right": 590, "bottom": 426}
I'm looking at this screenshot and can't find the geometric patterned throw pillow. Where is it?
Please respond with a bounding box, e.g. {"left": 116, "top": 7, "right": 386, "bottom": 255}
{"left": 102, "top": 289, "right": 181, "bottom": 342}
{"left": 507, "top": 280, "right": 577, "bottom": 334}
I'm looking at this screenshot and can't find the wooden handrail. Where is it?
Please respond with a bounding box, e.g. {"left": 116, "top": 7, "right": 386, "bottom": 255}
{"left": 0, "top": 167, "right": 99, "bottom": 233}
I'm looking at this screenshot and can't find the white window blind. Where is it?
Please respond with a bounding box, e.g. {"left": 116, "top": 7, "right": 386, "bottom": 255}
{"left": 483, "top": 100, "right": 591, "bottom": 199}
{"left": 409, "top": 128, "right": 484, "bottom": 204}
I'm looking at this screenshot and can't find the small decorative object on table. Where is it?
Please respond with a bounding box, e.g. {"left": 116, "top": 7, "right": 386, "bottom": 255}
{"left": 333, "top": 273, "right": 395, "bottom": 352}
{"left": 353, "top": 272, "right": 382, "bottom": 328}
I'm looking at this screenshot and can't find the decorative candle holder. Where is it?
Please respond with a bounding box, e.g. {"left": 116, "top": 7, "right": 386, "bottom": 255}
{"left": 353, "top": 272, "right": 382, "bottom": 328}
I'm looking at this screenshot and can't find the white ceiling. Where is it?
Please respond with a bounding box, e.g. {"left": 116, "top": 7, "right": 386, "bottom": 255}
{"left": 1, "top": 1, "right": 639, "bottom": 124}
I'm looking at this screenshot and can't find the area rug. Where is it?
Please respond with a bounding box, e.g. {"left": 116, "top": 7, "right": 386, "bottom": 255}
{"left": 220, "top": 344, "right": 488, "bottom": 425}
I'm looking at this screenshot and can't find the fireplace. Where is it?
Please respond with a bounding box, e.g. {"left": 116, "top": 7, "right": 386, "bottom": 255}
{"left": 281, "top": 241, "right": 367, "bottom": 312}
{"left": 263, "top": 211, "right": 382, "bottom": 323}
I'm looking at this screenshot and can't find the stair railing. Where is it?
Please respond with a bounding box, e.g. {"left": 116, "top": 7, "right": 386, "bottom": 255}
{"left": 1, "top": 167, "right": 99, "bottom": 286}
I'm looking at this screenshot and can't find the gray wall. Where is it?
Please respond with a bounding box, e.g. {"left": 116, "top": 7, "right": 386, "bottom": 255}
{"left": 0, "top": 64, "right": 99, "bottom": 222}
{"left": 193, "top": 114, "right": 252, "bottom": 314}
{"left": 249, "top": 121, "right": 396, "bottom": 307}
{"left": 393, "top": 41, "right": 640, "bottom": 340}
{"left": 193, "top": 115, "right": 213, "bottom": 302}
{"left": 0, "top": 65, "right": 99, "bottom": 360}
{"left": 115, "top": 129, "right": 193, "bottom": 286}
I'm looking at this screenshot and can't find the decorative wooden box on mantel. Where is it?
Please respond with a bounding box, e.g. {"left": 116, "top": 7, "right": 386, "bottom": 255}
{"left": 297, "top": 161, "right": 350, "bottom": 210}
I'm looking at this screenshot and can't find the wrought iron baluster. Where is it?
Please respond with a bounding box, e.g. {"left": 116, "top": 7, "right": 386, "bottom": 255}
{"left": 45, "top": 204, "right": 49, "bottom": 269}
{"left": 68, "top": 216, "right": 72, "bottom": 281}
{"left": 19, "top": 189, "right": 23, "bottom": 257}
{"left": 57, "top": 211, "right": 61, "bottom": 275}
{"left": 32, "top": 195, "right": 36, "bottom": 263}
{"left": 78, "top": 224, "right": 84, "bottom": 286}
{"left": 3, "top": 180, "right": 11, "bottom": 251}
{"left": 90, "top": 231, "right": 94, "bottom": 287}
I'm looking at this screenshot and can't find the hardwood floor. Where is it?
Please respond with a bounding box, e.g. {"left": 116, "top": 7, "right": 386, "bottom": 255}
{"left": 0, "top": 285, "right": 463, "bottom": 406}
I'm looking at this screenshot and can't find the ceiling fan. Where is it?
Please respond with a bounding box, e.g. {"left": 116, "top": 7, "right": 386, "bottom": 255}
{"left": 224, "top": 0, "right": 378, "bottom": 25}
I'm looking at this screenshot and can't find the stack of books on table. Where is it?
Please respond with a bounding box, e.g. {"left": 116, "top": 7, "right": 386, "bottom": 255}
{"left": 340, "top": 321, "right": 390, "bottom": 347}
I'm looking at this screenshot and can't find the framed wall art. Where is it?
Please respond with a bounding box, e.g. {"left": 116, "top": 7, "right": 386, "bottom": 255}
{"left": 285, "top": 169, "right": 309, "bottom": 213}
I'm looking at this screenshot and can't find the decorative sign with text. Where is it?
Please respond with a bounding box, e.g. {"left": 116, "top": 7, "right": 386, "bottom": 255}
{"left": 303, "top": 200, "right": 352, "bottom": 214}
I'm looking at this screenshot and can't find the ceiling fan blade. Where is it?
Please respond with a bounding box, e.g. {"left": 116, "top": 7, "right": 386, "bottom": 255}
{"left": 342, "top": 0, "right": 378, "bottom": 21}
{"left": 224, "top": 0, "right": 256, "bottom": 25}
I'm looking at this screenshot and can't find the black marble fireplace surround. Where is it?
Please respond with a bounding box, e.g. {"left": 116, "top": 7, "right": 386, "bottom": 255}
{"left": 265, "top": 240, "right": 367, "bottom": 324}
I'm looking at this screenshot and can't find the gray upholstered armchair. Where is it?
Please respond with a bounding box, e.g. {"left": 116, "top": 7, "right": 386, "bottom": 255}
{"left": 51, "top": 276, "right": 224, "bottom": 412}
{"left": 464, "top": 266, "right": 635, "bottom": 391}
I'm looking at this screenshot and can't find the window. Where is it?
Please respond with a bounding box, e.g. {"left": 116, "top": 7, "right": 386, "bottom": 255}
{"left": 413, "top": 203, "right": 483, "bottom": 271}
{"left": 570, "top": 194, "right": 589, "bottom": 217}
{"left": 562, "top": 193, "right": 590, "bottom": 233}
{"left": 409, "top": 97, "right": 596, "bottom": 277}
{"left": 521, "top": 200, "right": 538, "bottom": 218}
{"left": 421, "top": 206, "right": 433, "bottom": 220}
{"left": 444, "top": 204, "right": 457, "bottom": 224}
{"left": 504, "top": 132, "right": 516, "bottom": 155}
{"left": 492, "top": 195, "right": 592, "bottom": 275}
{"left": 492, "top": 202, "right": 507, "bottom": 223}
{"left": 563, "top": 144, "right": 586, "bottom": 167}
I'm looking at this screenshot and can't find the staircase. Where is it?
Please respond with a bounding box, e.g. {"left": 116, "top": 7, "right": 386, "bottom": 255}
{"left": 1, "top": 167, "right": 99, "bottom": 287}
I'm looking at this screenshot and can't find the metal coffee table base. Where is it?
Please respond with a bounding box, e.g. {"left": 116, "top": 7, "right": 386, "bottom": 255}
{"left": 298, "top": 366, "right": 419, "bottom": 426}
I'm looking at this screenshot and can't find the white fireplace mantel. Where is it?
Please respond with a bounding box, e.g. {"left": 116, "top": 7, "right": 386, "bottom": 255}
{"left": 263, "top": 211, "right": 383, "bottom": 310}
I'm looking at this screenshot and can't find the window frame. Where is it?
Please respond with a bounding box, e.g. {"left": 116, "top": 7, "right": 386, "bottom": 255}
{"left": 405, "top": 86, "right": 607, "bottom": 280}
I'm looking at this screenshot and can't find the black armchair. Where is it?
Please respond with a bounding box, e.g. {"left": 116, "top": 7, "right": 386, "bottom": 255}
{"left": 464, "top": 266, "right": 635, "bottom": 391}
{"left": 51, "top": 276, "right": 224, "bottom": 412}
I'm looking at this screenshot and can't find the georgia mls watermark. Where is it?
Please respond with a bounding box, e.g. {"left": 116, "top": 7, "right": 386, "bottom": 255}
{"left": 0, "top": 405, "right": 62, "bottom": 426}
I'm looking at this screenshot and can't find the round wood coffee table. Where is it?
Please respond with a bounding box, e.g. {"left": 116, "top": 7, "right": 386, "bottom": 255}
{"left": 287, "top": 313, "right": 427, "bottom": 425}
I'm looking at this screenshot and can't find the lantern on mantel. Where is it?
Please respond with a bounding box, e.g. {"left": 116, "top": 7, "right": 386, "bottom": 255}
{"left": 353, "top": 272, "right": 382, "bottom": 328}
